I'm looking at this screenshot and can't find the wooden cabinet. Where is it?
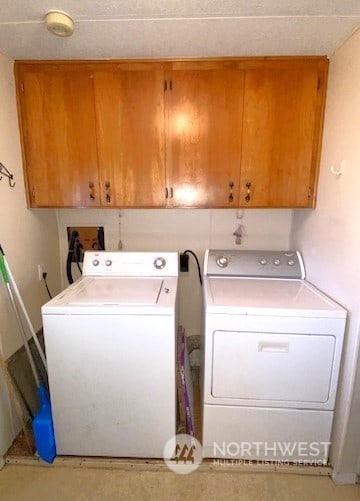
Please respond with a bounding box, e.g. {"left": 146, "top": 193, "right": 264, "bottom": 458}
{"left": 93, "top": 65, "right": 166, "bottom": 207}
{"left": 167, "top": 66, "right": 244, "bottom": 207}
{"left": 16, "top": 63, "right": 167, "bottom": 208}
{"left": 239, "top": 59, "right": 327, "bottom": 208}
{"left": 15, "top": 58, "right": 328, "bottom": 209}
{"left": 16, "top": 65, "right": 100, "bottom": 208}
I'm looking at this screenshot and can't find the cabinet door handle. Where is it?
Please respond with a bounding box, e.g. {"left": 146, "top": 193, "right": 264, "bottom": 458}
{"left": 170, "top": 187, "right": 174, "bottom": 199}
{"left": 245, "top": 182, "right": 251, "bottom": 203}
{"left": 228, "top": 181, "right": 234, "bottom": 203}
{"left": 165, "top": 187, "right": 169, "bottom": 199}
{"left": 89, "top": 181, "right": 95, "bottom": 201}
{"left": 105, "top": 181, "right": 111, "bottom": 203}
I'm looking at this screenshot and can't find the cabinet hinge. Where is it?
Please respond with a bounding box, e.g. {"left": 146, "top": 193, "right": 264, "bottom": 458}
{"left": 317, "top": 77, "right": 322, "bottom": 91}
{"left": 308, "top": 186, "right": 313, "bottom": 200}
{"left": 31, "top": 187, "right": 35, "bottom": 200}
{"left": 21, "top": 81, "right": 25, "bottom": 93}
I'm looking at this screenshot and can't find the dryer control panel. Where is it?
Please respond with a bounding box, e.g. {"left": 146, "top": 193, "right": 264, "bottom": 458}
{"left": 205, "top": 250, "right": 305, "bottom": 279}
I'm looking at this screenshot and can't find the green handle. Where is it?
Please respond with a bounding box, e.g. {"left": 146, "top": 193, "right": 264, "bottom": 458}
{"left": 0, "top": 253, "right": 9, "bottom": 284}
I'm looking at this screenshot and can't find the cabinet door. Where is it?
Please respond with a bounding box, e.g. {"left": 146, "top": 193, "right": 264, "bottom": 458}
{"left": 239, "top": 62, "right": 327, "bottom": 208}
{"left": 17, "top": 66, "right": 100, "bottom": 208}
{"left": 168, "top": 69, "right": 244, "bottom": 207}
{"left": 93, "top": 67, "right": 166, "bottom": 207}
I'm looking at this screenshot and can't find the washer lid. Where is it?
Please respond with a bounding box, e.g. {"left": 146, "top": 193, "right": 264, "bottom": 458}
{"left": 67, "top": 277, "right": 163, "bottom": 305}
{"left": 42, "top": 276, "right": 178, "bottom": 315}
{"left": 205, "top": 277, "right": 346, "bottom": 318}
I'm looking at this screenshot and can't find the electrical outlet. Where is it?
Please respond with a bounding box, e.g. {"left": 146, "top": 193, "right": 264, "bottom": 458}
{"left": 38, "top": 264, "right": 45, "bottom": 281}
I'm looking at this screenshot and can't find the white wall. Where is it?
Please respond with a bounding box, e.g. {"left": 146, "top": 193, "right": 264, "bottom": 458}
{"left": 291, "top": 30, "right": 360, "bottom": 481}
{"left": 0, "top": 48, "right": 294, "bottom": 459}
{"left": 57, "top": 208, "right": 293, "bottom": 338}
{"left": 0, "top": 53, "right": 61, "bottom": 456}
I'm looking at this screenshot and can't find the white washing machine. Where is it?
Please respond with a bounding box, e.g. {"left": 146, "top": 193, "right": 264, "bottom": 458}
{"left": 42, "top": 251, "right": 178, "bottom": 458}
{"left": 202, "top": 249, "right": 346, "bottom": 462}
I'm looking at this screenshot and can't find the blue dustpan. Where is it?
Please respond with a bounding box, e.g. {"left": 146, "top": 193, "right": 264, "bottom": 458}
{"left": 33, "top": 384, "right": 56, "bottom": 463}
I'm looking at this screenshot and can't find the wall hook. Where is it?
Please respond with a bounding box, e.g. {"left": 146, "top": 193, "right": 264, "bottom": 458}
{"left": 0, "top": 162, "right": 15, "bottom": 187}
{"left": 330, "top": 160, "right": 345, "bottom": 177}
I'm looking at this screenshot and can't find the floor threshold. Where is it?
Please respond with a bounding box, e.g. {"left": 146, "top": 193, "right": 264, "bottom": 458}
{"left": 5, "top": 454, "right": 332, "bottom": 477}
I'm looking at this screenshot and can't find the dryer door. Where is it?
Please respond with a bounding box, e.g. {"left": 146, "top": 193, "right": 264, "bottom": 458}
{"left": 211, "top": 330, "right": 335, "bottom": 407}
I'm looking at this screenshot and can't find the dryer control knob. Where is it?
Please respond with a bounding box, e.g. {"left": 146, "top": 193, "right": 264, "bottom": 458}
{"left": 288, "top": 259, "right": 295, "bottom": 266}
{"left": 105, "top": 259, "right": 112, "bottom": 267}
{"left": 259, "top": 258, "right": 268, "bottom": 265}
{"left": 92, "top": 259, "right": 99, "bottom": 266}
{"left": 216, "top": 256, "right": 229, "bottom": 268}
{"left": 274, "top": 259, "right": 280, "bottom": 266}
{"left": 154, "top": 257, "right": 166, "bottom": 269}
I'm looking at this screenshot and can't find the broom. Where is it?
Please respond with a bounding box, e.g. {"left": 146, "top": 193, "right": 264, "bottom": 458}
{"left": 0, "top": 249, "right": 56, "bottom": 463}
{"left": 0, "top": 245, "right": 47, "bottom": 372}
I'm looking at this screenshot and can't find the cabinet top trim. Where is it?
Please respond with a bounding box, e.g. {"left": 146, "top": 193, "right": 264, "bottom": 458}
{"left": 14, "top": 57, "right": 329, "bottom": 75}
{"left": 14, "top": 55, "right": 328, "bottom": 66}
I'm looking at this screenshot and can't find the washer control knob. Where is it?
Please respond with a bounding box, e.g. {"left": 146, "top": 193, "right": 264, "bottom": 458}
{"left": 288, "top": 259, "right": 295, "bottom": 266}
{"left": 259, "top": 258, "right": 268, "bottom": 265}
{"left": 274, "top": 259, "right": 280, "bottom": 266}
{"left": 154, "top": 257, "right": 166, "bottom": 270}
{"left": 216, "top": 256, "right": 229, "bottom": 268}
{"left": 92, "top": 259, "right": 99, "bottom": 266}
{"left": 105, "top": 259, "right": 112, "bottom": 267}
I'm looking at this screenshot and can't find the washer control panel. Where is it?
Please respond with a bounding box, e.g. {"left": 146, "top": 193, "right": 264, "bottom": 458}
{"left": 206, "top": 250, "right": 305, "bottom": 279}
{"left": 83, "top": 251, "right": 178, "bottom": 277}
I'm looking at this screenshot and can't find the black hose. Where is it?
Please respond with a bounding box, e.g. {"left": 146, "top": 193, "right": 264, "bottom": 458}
{"left": 184, "top": 250, "right": 202, "bottom": 286}
{"left": 74, "top": 240, "right": 83, "bottom": 274}
{"left": 66, "top": 230, "right": 79, "bottom": 285}
{"left": 97, "top": 227, "right": 105, "bottom": 250}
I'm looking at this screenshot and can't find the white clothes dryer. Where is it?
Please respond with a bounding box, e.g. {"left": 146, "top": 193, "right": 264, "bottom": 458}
{"left": 42, "top": 251, "right": 178, "bottom": 458}
{"left": 202, "top": 249, "right": 346, "bottom": 463}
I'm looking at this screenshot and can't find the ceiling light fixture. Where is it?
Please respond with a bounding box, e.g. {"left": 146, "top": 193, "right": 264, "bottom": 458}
{"left": 45, "top": 10, "right": 74, "bottom": 37}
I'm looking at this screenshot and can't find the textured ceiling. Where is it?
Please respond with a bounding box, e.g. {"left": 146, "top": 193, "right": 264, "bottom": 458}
{"left": 0, "top": 0, "right": 360, "bottom": 60}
